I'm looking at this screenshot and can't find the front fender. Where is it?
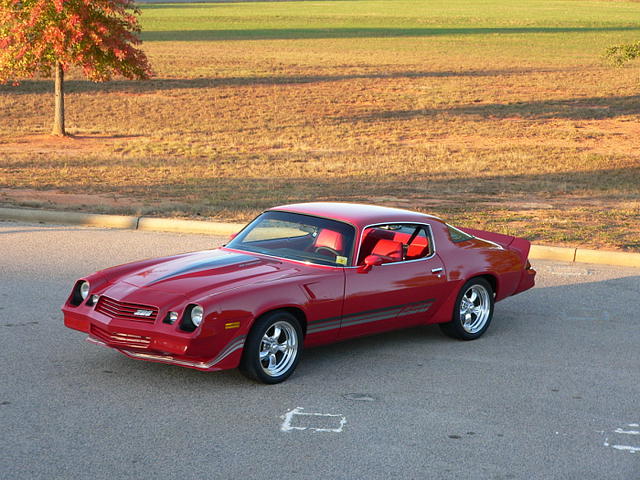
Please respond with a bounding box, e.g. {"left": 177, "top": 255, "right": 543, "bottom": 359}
{"left": 206, "top": 268, "right": 345, "bottom": 349}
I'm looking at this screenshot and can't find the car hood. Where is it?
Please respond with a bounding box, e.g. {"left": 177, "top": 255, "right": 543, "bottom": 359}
{"left": 113, "top": 248, "right": 300, "bottom": 296}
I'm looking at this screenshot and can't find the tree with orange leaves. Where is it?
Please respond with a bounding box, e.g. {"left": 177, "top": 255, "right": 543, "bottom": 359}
{"left": 0, "top": 0, "right": 152, "bottom": 136}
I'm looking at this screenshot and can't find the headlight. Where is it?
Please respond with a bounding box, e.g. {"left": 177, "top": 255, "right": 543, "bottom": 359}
{"left": 80, "top": 281, "right": 90, "bottom": 300}
{"left": 179, "top": 304, "right": 205, "bottom": 332}
{"left": 191, "top": 305, "right": 204, "bottom": 327}
{"left": 71, "top": 280, "right": 90, "bottom": 306}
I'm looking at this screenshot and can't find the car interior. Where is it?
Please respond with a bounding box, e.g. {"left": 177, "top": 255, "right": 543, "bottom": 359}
{"left": 310, "top": 228, "right": 345, "bottom": 257}
{"left": 237, "top": 217, "right": 431, "bottom": 267}
{"left": 357, "top": 224, "right": 432, "bottom": 265}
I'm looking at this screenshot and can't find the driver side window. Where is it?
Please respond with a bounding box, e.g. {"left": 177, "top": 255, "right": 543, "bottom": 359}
{"left": 358, "top": 224, "right": 433, "bottom": 265}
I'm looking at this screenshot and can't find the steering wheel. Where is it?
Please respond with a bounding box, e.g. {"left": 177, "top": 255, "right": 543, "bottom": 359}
{"left": 314, "top": 246, "right": 339, "bottom": 258}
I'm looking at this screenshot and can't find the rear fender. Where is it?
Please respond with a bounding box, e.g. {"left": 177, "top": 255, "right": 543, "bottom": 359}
{"left": 459, "top": 227, "right": 531, "bottom": 265}
{"left": 459, "top": 227, "right": 536, "bottom": 296}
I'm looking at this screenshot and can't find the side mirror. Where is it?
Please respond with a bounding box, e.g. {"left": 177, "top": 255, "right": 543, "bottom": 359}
{"left": 358, "top": 254, "right": 384, "bottom": 273}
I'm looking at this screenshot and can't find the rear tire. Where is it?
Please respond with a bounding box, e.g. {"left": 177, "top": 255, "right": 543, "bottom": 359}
{"left": 439, "top": 277, "right": 494, "bottom": 340}
{"left": 239, "top": 311, "right": 303, "bottom": 384}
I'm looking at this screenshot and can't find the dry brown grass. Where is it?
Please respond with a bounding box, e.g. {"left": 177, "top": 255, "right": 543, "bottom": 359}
{"left": 1, "top": 26, "right": 639, "bottom": 250}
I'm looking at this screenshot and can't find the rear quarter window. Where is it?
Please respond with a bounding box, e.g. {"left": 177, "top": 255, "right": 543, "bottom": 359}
{"left": 446, "top": 224, "right": 474, "bottom": 243}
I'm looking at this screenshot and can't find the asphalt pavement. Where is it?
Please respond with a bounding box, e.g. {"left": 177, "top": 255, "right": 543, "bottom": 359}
{"left": 1, "top": 221, "right": 638, "bottom": 480}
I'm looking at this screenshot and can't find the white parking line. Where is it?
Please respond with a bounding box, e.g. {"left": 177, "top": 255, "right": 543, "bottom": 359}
{"left": 604, "top": 440, "right": 640, "bottom": 453}
{"left": 603, "top": 423, "right": 640, "bottom": 454}
{"left": 280, "top": 407, "right": 347, "bottom": 433}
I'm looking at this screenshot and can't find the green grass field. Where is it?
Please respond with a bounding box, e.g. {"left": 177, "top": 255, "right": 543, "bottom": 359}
{"left": 140, "top": 1, "right": 639, "bottom": 38}
{"left": 1, "top": 0, "right": 639, "bottom": 249}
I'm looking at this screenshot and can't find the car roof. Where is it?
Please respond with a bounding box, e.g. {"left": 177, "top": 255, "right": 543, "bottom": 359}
{"left": 270, "top": 202, "right": 442, "bottom": 228}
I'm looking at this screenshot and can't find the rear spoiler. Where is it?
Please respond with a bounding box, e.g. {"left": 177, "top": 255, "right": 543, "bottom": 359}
{"left": 459, "top": 227, "right": 531, "bottom": 265}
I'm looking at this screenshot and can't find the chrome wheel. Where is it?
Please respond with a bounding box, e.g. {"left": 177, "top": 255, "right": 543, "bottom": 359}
{"left": 259, "top": 321, "right": 299, "bottom": 377}
{"left": 459, "top": 284, "right": 491, "bottom": 334}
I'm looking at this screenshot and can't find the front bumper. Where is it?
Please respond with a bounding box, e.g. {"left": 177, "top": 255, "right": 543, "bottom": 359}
{"left": 62, "top": 303, "right": 246, "bottom": 372}
{"left": 86, "top": 335, "right": 246, "bottom": 371}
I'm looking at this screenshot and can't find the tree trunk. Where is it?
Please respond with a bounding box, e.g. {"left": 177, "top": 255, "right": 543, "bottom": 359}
{"left": 52, "top": 62, "right": 66, "bottom": 136}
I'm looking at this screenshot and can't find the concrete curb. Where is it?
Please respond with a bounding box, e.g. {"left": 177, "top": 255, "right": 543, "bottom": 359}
{"left": 0, "top": 206, "right": 243, "bottom": 236}
{"left": 529, "top": 244, "right": 575, "bottom": 263}
{"left": 529, "top": 244, "right": 640, "bottom": 267}
{"left": 138, "top": 217, "right": 244, "bottom": 236}
{"left": 1, "top": 206, "right": 639, "bottom": 268}
{"left": 0, "top": 207, "right": 139, "bottom": 229}
{"left": 574, "top": 248, "right": 640, "bottom": 268}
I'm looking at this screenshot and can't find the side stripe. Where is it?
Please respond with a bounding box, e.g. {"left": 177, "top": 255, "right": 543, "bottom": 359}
{"left": 340, "top": 308, "right": 403, "bottom": 327}
{"left": 307, "top": 299, "right": 434, "bottom": 334}
{"left": 209, "top": 335, "right": 247, "bottom": 365}
{"left": 307, "top": 319, "right": 341, "bottom": 334}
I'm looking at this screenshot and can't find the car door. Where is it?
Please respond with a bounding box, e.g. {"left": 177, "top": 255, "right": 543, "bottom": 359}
{"left": 339, "top": 223, "right": 449, "bottom": 340}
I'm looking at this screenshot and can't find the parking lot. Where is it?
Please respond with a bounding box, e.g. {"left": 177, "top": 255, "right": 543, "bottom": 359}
{"left": 1, "top": 222, "right": 638, "bottom": 479}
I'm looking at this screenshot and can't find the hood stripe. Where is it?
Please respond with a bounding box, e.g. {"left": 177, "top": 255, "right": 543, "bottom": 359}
{"left": 146, "top": 253, "right": 258, "bottom": 286}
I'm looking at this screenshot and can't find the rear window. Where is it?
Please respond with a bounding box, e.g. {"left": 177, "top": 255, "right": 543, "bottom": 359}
{"left": 446, "top": 224, "right": 474, "bottom": 243}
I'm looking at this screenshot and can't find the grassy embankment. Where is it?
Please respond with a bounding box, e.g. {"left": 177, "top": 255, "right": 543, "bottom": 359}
{"left": 1, "top": 0, "right": 639, "bottom": 249}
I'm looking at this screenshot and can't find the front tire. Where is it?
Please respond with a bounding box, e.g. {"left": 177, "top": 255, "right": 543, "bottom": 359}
{"left": 439, "top": 277, "right": 494, "bottom": 340}
{"left": 239, "top": 311, "right": 303, "bottom": 384}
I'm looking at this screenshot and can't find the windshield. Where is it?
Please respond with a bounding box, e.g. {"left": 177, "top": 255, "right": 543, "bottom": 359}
{"left": 226, "top": 211, "right": 356, "bottom": 267}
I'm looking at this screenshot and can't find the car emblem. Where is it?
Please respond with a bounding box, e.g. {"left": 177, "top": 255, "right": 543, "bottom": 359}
{"left": 133, "top": 309, "right": 154, "bottom": 317}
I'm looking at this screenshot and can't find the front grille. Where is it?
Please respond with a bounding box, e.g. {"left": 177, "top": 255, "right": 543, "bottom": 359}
{"left": 91, "top": 324, "right": 151, "bottom": 349}
{"left": 95, "top": 296, "right": 159, "bottom": 324}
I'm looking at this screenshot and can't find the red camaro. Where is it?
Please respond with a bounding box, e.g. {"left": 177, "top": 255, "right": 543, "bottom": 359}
{"left": 63, "top": 202, "right": 536, "bottom": 383}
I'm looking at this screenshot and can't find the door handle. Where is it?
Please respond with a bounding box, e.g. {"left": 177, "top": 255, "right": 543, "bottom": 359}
{"left": 431, "top": 267, "right": 443, "bottom": 273}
